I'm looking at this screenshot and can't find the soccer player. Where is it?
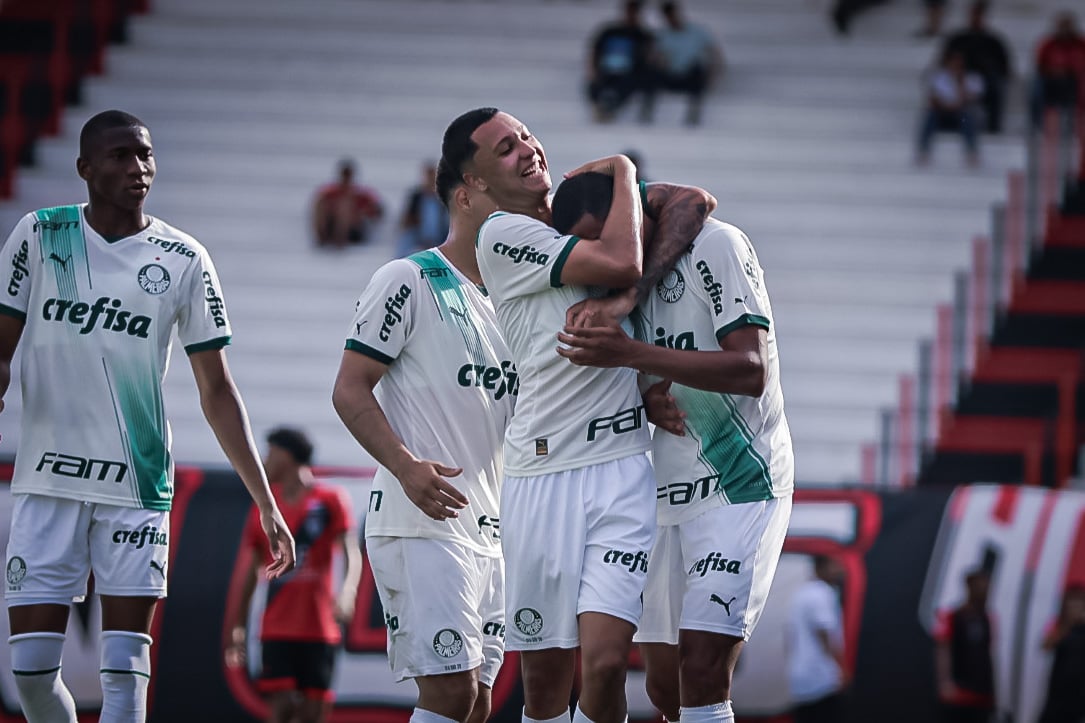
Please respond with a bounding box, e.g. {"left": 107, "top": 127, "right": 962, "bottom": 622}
{"left": 332, "top": 159, "right": 510, "bottom": 723}
{"left": 0, "top": 110, "right": 295, "bottom": 723}
{"left": 440, "top": 107, "right": 714, "bottom": 723}
{"left": 550, "top": 172, "right": 794, "bottom": 723}
{"left": 226, "top": 427, "right": 362, "bottom": 723}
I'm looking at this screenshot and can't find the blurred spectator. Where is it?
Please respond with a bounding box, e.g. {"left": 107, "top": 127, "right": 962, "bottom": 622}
{"left": 586, "top": 1, "right": 655, "bottom": 122}
{"left": 916, "top": 48, "right": 984, "bottom": 167}
{"left": 830, "top": 0, "right": 889, "bottom": 36}
{"left": 942, "top": 1, "right": 1011, "bottom": 133}
{"left": 395, "top": 161, "right": 448, "bottom": 258}
{"left": 917, "top": 0, "right": 949, "bottom": 38}
{"left": 1037, "top": 585, "right": 1085, "bottom": 723}
{"left": 933, "top": 569, "right": 995, "bottom": 723}
{"left": 1030, "top": 11, "right": 1085, "bottom": 129}
{"left": 312, "top": 159, "right": 383, "bottom": 249}
{"left": 787, "top": 555, "right": 848, "bottom": 723}
{"left": 643, "top": 0, "right": 723, "bottom": 125}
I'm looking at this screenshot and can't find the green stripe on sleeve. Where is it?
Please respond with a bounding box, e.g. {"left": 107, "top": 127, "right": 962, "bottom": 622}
{"left": 345, "top": 339, "right": 395, "bottom": 365}
{"left": 715, "top": 314, "right": 770, "bottom": 342}
{"left": 549, "top": 236, "right": 580, "bottom": 288}
{"left": 0, "top": 303, "right": 27, "bottom": 321}
{"left": 184, "top": 336, "right": 231, "bottom": 355}
{"left": 639, "top": 180, "right": 649, "bottom": 208}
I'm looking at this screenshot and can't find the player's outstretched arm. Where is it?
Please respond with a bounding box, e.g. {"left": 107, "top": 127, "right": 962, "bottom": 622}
{"left": 332, "top": 350, "right": 468, "bottom": 521}
{"left": 557, "top": 323, "right": 767, "bottom": 397}
{"left": 335, "top": 529, "right": 364, "bottom": 623}
{"left": 0, "top": 315, "right": 25, "bottom": 415}
{"left": 223, "top": 547, "right": 262, "bottom": 668}
{"left": 189, "top": 349, "right": 296, "bottom": 577}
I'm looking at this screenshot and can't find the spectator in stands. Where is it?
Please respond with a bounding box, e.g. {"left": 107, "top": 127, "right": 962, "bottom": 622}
{"left": 916, "top": 47, "right": 984, "bottom": 167}
{"left": 829, "top": 0, "right": 889, "bottom": 37}
{"left": 941, "top": 1, "right": 1012, "bottom": 134}
{"left": 227, "top": 427, "right": 363, "bottom": 723}
{"left": 786, "top": 555, "right": 849, "bottom": 723}
{"left": 586, "top": 1, "right": 655, "bottom": 122}
{"left": 642, "top": 0, "right": 723, "bottom": 126}
{"left": 312, "top": 158, "right": 383, "bottom": 249}
{"left": 933, "top": 569, "right": 996, "bottom": 723}
{"left": 917, "top": 0, "right": 949, "bottom": 38}
{"left": 1030, "top": 11, "right": 1085, "bottom": 129}
{"left": 395, "top": 161, "right": 448, "bottom": 258}
{"left": 1037, "top": 585, "right": 1085, "bottom": 723}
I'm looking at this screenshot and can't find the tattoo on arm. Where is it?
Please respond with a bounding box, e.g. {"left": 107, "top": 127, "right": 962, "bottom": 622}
{"left": 636, "top": 186, "right": 711, "bottom": 303}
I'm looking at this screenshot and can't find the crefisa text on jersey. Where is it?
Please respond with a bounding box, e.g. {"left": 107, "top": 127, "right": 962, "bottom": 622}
{"left": 7, "top": 240, "right": 30, "bottom": 296}
{"left": 202, "top": 271, "right": 227, "bottom": 328}
{"left": 41, "top": 296, "right": 152, "bottom": 337}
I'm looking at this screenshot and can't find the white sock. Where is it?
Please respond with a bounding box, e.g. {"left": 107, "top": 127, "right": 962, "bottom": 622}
{"left": 99, "top": 631, "right": 152, "bottom": 723}
{"left": 572, "top": 704, "right": 595, "bottom": 723}
{"left": 524, "top": 709, "right": 572, "bottom": 723}
{"left": 9, "top": 632, "right": 78, "bottom": 723}
{"left": 411, "top": 709, "right": 460, "bottom": 723}
{"left": 678, "top": 702, "right": 734, "bottom": 723}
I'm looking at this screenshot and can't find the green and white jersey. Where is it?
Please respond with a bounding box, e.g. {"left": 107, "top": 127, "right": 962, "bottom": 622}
{"left": 476, "top": 212, "right": 650, "bottom": 476}
{"left": 634, "top": 218, "right": 793, "bottom": 526}
{"left": 0, "top": 204, "right": 232, "bottom": 511}
{"left": 346, "top": 249, "right": 513, "bottom": 557}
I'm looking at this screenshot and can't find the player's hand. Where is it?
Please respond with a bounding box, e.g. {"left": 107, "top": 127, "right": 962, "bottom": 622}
{"left": 224, "top": 625, "right": 246, "bottom": 668}
{"left": 563, "top": 154, "right": 634, "bottom": 179}
{"left": 334, "top": 589, "right": 356, "bottom": 624}
{"left": 260, "top": 508, "right": 296, "bottom": 579}
{"left": 643, "top": 380, "right": 686, "bottom": 436}
{"left": 565, "top": 290, "right": 635, "bottom": 329}
{"left": 556, "top": 325, "right": 633, "bottom": 367}
{"left": 397, "top": 459, "right": 468, "bottom": 521}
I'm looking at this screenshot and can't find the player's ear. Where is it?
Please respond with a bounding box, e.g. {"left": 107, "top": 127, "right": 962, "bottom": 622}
{"left": 454, "top": 186, "right": 472, "bottom": 214}
{"left": 76, "top": 156, "right": 91, "bottom": 182}
{"left": 462, "top": 170, "right": 487, "bottom": 193}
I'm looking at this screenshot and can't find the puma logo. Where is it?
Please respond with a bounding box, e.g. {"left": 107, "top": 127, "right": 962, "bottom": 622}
{"left": 49, "top": 253, "right": 71, "bottom": 269}
{"left": 149, "top": 560, "right": 167, "bottom": 579}
{"left": 710, "top": 593, "right": 737, "bottom": 615}
{"left": 448, "top": 306, "right": 467, "bottom": 320}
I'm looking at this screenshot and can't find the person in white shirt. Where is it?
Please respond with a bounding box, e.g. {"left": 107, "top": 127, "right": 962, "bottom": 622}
{"left": 786, "top": 555, "right": 849, "bottom": 723}
{"left": 917, "top": 48, "right": 985, "bottom": 166}
{"left": 0, "top": 109, "right": 295, "bottom": 723}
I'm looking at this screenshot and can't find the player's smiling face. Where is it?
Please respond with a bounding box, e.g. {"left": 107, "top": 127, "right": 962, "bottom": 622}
{"left": 79, "top": 125, "right": 156, "bottom": 212}
{"left": 467, "top": 112, "right": 550, "bottom": 204}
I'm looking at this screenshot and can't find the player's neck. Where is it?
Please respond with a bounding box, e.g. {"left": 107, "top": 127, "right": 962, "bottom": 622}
{"left": 438, "top": 232, "right": 482, "bottom": 286}
{"left": 278, "top": 468, "right": 313, "bottom": 501}
{"left": 496, "top": 192, "right": 551, "bottom": 224}
{"left": 84, "top": 203, "right": 149, "bottom": 241}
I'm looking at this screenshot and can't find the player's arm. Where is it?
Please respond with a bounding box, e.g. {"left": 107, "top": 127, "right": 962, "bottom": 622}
{"left": 331, "top": 351, "right": 468, "bottom": 521}
{"left": 334, "top": 530, "right": 363, "bottom": 623}
{"left": 0, "top": 315, "right": 24, "bottom": 414}
{"left": 558, "top": 154, "right": 643, "bottom": 288}
{"left": 189, "top": 349, "right": 295, "bottom": 577}
{"left": 224, "top": 542, "right": 262, "bottom": 667}
{"left": 557, "top": 323, "right": 767, "bottom": 396}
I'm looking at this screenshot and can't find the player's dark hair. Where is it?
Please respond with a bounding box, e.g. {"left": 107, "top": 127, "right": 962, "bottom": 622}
{"left": 267, "top": 427, "right": 314, "bottom": 466}
{"left": 551, "top": 172, "right": 614, "bottom": 235}
{"left": 79, "top": 110, "right": 146, "bottom": 158}
{"left": 434, "top": 157, "right": 461, "bottom": 208}
{"left": 441, "top": 107, "right": 499, "bottom": 180}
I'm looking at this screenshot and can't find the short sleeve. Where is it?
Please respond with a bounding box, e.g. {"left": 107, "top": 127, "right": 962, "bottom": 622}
{"left": 328, "top": 486, "right": 353, "bottom": 536}
{"left": 476, "top": 213, "right": 580, "bottom": 301}
{"left": 0, "top": 214, "right": 37, "bottom": 321}
{"left": 241, "top": 505, "right": 264, "bottom": 554}
{"left": 807, "top": 585, "right": 840, "bottom": 634}
{"left": 932, "top": 608, "right": 954, "bottom": 643}
{"left": 692, "top": 223, "right": 772, "bottom": 343}
{"left": 179, "top": 248, "right": 232, "bottom": 354}
{"left": 344, "top": 259, "right": 419, "bottom": 365}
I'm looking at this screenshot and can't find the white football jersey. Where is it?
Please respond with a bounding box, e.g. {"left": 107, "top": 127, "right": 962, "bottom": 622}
{"left": 0, "top": 204, "right": 232, "bottom": 510}
{"left": 347, "top": 249, "right": 513, "bottom": 556}
{"left": 633, "top": 219, "right": 794, "bottom": 525}
{"left": 476, "top": 212, "right": 650, "bottom": 476}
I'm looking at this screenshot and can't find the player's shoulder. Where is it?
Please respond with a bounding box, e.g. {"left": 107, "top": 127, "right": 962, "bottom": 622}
{"left": 692, "top": 219, "right": 751, "bottom": 255}
{"left": 369, "top": 256, "right": 425, "bottom": 288}
{"left": 479, "top": 211, "right": 551, "bottom": 241}
{"left": 143, "top": 217, "right": 211, "bottom": 261}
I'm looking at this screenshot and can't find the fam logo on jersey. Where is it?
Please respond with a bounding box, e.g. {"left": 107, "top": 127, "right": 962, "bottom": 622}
{"left": 458, "top": 360, "right": 519, "bottom": 400}
{"left": 492, "top": 242, "right": 549, "bottom": 266}
{"left": 7, "top": 239, "right": 29, "bottom": 297}
{"left": 41, "top": 296, "right": 152, "bottom": 338}
{"left": 379, "top": 284, "right": 411, "bottom": 341}
{"left": 37, "top": 451, "right": 129, "bottom": 482}
{"left": 432, "top": 628, "right": 464, "bottom": 658}
{"left": 202, "top": 271, "right": 227, "bottom": 328}
{"left": 688, "top": 552, "right": 742, "bottom": 577}
{"left": 477, "top": 515, "right": 500, "bottom": 541}
{"left": 33, "top": 220, "right": 79, "bottom": 232}
{"left": 656, "top": 268, "right": 686, "bottom": 303}
{"left": 604, "top": 549, "right": 648, "bottom": 573}
{"left": 147, "top": 236, "right": 196, "bottom": 258}
{"left": 514, "top": 608, "right": 544, "bottom": 637}
{"left": 658, "top": 476, "right": 718, "bottom": 507}
{"left": 112, "top": 526, "right": 168, "bottom": 550}
{"left": 652, "top": 326, "right": 697, "bottom": 350}
{"left": 586, "top": 404, "right": 645, "bottom": 442}
{"left": 138, "top": 264, "right": 171, "bottom": 295}
{"left": 6, "top": 556, "right": 27, "bottom": 587}
{"left": 696, "top": 261, "right": 724, "bottom": 316}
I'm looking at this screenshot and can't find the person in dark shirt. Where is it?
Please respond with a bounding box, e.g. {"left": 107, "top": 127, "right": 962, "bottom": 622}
{"left": 1038, "top": 585, "right": 1085, "bottom": 723}
{"left": 934, "top": 569, "right": 995, "bottom": 723}
{"left": 1031, "top": 11, "right": 1085, "bottom": 128}
{"left": 586, "top": 1, "right": 654, "bottom": 122}
{"left": 942, "top": 1, "right": 1012, "bottom": 133}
